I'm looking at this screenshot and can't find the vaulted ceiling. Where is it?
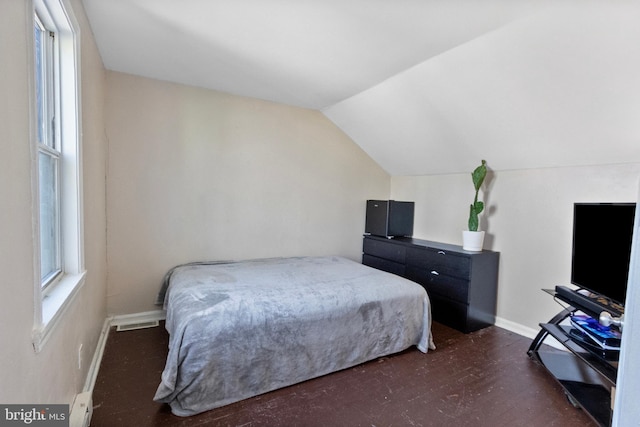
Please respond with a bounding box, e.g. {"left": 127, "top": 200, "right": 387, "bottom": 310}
{"left": 83, "top": 0, "right": 640, "bottom": 175}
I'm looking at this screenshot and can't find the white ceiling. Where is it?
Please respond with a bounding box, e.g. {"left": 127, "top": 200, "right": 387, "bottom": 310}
{"left": 83, "top": 0, "right": 640, "bottom": 175}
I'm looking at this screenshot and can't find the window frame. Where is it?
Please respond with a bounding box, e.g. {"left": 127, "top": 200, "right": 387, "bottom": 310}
{"left": 35, "top": 13, "right": 63, "bottom": 289}
{"left": 31, "top": 0, "right": 85, "bottom": 352}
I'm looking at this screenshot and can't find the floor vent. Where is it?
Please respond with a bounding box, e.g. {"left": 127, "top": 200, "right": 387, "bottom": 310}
{"left": 116, "top": 320, "right": 160, "bottom": 332}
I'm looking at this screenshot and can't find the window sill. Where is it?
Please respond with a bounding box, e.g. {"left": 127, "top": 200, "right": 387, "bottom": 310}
{"left": 33, "top": 270, "right": 86, "bottom": 353}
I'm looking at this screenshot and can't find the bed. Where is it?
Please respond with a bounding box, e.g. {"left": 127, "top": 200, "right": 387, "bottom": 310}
{"left": 153, "top": 255, "right": 434, "bottom": 416}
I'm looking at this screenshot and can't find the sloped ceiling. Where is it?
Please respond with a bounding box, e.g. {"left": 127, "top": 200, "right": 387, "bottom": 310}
{"left": 82, "top": 0, "right": 640, "bottom": 175}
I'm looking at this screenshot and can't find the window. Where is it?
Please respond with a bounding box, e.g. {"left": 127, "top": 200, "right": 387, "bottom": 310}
{"left": 32, "top": 0, "right": 84, "bottom": 352}
{"left": 35, "top": 13, "right": 62, "bottom": 288}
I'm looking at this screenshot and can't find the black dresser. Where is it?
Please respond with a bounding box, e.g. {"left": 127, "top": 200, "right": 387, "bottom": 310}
{"left": 362, "top": 235, "right": 500, "bottom": 333}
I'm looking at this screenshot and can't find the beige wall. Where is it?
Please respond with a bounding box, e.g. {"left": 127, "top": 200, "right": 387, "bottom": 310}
{"left": 392, "top": 163, "right": 640, "bottom": 333}
{"left": 0, "top": 0, "right": 107, "bottom": 406}
{"left": 105, "top": 72, "right": 390, "bottom": 315}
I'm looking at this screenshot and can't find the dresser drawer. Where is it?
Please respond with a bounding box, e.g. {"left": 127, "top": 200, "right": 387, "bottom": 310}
{"left": 406, "top": 247, "right": 470, "bottom": 279}
{"left": 362, "top": 254, "right": 405, "bottom": 276}
{"left": 363, "top": 237, "right": 406, "bottom": 264}
{"left": 406, "top": 266, "right": 470, "bottom": 303}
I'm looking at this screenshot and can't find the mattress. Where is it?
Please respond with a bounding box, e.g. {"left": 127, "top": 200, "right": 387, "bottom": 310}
{"left": 154, "top": 256, "right": 434, "bottom": 416}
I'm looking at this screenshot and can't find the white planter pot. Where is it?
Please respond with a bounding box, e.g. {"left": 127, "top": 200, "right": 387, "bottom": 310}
{"left": 462, "top": 230, "right": 485, "bottom": 252}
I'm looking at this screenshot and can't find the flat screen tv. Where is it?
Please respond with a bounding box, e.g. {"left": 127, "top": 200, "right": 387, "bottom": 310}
{"left": 571, "top": 202, "right": 636, "bottom": 305}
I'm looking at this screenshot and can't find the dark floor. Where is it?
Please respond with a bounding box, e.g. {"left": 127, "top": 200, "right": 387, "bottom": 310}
{"left": 91, "top": 321, "right": 595, "bottom": 427}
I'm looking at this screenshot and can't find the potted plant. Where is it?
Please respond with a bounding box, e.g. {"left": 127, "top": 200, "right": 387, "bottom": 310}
{"left": 463, "top": 160, "right": 487, "bottom": 251}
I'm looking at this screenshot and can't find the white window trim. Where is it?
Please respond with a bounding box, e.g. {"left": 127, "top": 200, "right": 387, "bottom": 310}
{"left": 30, "top": 0, "right": 85, "bottom": 353}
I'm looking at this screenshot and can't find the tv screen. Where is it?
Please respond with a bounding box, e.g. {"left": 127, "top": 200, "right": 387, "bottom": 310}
{"left": 571, "top": 203, "right": 636, "bottom": 304}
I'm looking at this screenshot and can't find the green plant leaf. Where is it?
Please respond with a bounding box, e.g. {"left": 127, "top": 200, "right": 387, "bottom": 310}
{"left": 468, "top": 204, "right": 479, "bottom": 231}
{"left": 471, "top": 159, "right": 487, "bottom": 192}
{"left": 468, "top": 160, "right": 487, "bottom": 231}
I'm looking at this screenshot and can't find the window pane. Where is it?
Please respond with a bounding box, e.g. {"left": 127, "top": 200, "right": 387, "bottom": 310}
{"left": 39, "top": 151, "right": 60, "bottom": 284}
{"left": 34, "top": 22, "right": 45, "bottom": 145}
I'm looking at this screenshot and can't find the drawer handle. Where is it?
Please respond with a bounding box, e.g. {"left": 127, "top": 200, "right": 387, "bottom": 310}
{"left": 430, "top": 270, "right": 440, "bottom": 276}
{"left": 437, "top": 251, "right": 446, "bottom": 255}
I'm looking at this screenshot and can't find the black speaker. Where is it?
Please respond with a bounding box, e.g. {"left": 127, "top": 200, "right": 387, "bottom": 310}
{"left": 365, "top": 200, "right": 414, "bottom": 237}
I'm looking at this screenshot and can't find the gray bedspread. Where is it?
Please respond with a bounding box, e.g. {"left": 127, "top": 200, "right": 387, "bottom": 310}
{"left": 154, "top": 256, "right": 434, "bottom": 416}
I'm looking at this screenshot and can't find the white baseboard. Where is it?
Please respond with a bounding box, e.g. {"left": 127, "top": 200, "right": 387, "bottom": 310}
{"left": 83, "top": 317, "right": 111, "bottom": 393}
{"left": 494, "top": 316, "right": 539, "bottom": 339}
{"left": 495, "top": 315, "right": 565, "bottom": 351}
{"left": 73, "top": 318, "right": 109, "bottom": 427}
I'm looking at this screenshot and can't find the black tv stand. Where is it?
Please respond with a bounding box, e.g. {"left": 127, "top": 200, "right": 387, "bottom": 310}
{"left": 555, "top": 285, "right": 624, "bottom": 318}
{"left": 528, "top": 288, "right": 621, "bottom": 426}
